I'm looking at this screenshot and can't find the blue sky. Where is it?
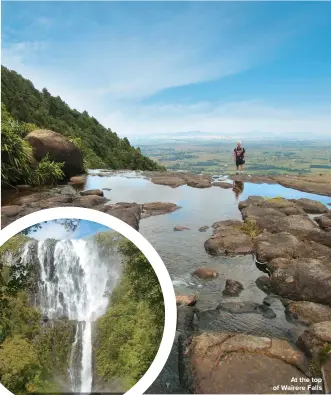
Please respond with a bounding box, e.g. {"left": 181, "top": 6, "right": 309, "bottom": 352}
{"left": 27, "top": 220, "right": 111, "bottom": 240}
{"left": 2, "top": 1, "right": 330, "bottom": 138}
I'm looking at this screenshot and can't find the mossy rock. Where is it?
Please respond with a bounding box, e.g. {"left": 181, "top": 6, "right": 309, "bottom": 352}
{"left": 0, "top": 234, "right": 32, "bottom": 264}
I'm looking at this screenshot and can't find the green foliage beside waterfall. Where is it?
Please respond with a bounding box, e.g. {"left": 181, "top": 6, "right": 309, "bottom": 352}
{"left": 0, "top": 238, "right": 73, "bottom": 394}
{"left": 95, "top": 239, "right": 165, "bottom": 389}
{"left": 1, "top": 65, "right": 166, "bottom": 186}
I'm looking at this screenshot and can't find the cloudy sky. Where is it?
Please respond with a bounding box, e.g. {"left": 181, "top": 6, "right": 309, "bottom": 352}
{"left": 2, "top": 1, "right": 331, "bottom": 138}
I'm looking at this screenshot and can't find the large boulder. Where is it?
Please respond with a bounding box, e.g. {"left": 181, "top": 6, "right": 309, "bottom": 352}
{"left": 192, "top": 267, "right": 218, "bottom": 279}
{"left": 290, "top": 198, "right": 328, "bottom": 214}
{"left": 241, "top": 205, "right": 287, "bottom": 221}
{"left": 286, "top": 301, "right": 331, "bottom": 325}
{"left": 180, "top": 332, "right": 309, "bottom": 394}
{"left": 80, "top": 189, "right": 104, "bottom": 197}
{"left": 184, "top": 174, "right": 211, "bottom": 189}
{"left": 25, "top": 129, "right": 84, "bottom": 178}
{"left": 256, "top": 215, "right": 318, "bottom": 239}
{"left": 73, "top": 195, "right": 108, "bottom": 208}
{"left": 205, "top": 220, "right": 254, "bottom": 256}
{"left": 314, "top": 212, "right": 331, "bottom": 231}
{"left": 256, "top": 231, "right": 330, "bottom": 262}
{"left": 141, "top": 202, "right": 180, "bottom": 218}
{"left": 269, "top": 257, "right": 331, "bottom": 304}
{"left": 238, "top": 196, "right": 265, "bottom": 210}
{"left": 297, "top": 321, "right": 331, "bottom": 358}
{"left": 222, "top": 279, "right": 244, "bottom": 297}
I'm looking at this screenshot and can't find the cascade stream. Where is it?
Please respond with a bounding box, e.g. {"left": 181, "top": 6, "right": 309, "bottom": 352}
{"left": 28, "top": 238, "right": 120, "bottom": 393}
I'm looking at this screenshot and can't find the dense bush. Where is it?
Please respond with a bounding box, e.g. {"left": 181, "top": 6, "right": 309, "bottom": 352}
{"left": 95, "top": 239, "right": 164, "bottom": 389}
{"left": 2, "top": 66, "right": 166, "bottom": 175}
{"left": 1, "top": 104, "right": 65, "bottom": 187}
{"left": 0, "top": 237, "right": 69, "bottom": 393}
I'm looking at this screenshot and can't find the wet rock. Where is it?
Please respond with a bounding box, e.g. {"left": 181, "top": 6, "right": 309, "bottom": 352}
{"left": 222, "top": 279, "right": 244, "bottom": 297}
{"left": 306, "top": 228, "right": 331, "bottom": 248}
{"left": 217, "top": 301, "right": 276, "bottom": 319}
{"left": 286, "top": 301, "right": 331, "bottom": 326}
{"left": 230, "top": 174, "right": 277, "bottom": 184}
{"left": 256, "top": 231, "right": 331, "bottom": 262}
{"left": 290, "top": 198, "right": 329, "bottom": 214}
{"left": 174, "top": 226, "right": 190, "bottom": 231}
{"left": 146, "top": 331, "right": 187, "bottom": 394}
{"left": 181, "top": 332, "right": 309, "bottom": 394}
{"left": 205, "top": 220, "right": 254, "bottom": 256}
{"left": 297, "top": 321, "right": 331, "bottom": 358}
{"left": 272, "top": 174, "right": 331, "bottom": 197}
{"left": 269, "top": 258, "right": 331, "bottom": 304}
{"left": 314, "top": 212, "right": 331, "bottom": 231}
{"left": 241, "top": 205, "right": 287, "bottom": 221}
{"left": 142, "top": 202, "right": 180, "bottom": 218}
{"left": 263, "top": 295, "right": 279, "bottom": 306}
{"left": 192, "top": 267, "right": 218, "bottom": 279}
{"left": 211, "top": 219, "right": 242, "bottom": 229}
{"left": 177, "top": 305, "right": 196, "bottom": 332}
{"left": 184, "top": 174, "right": 211, "bottom": 189}
{"left": 176, "top": 295, "right": 198, "bottom": 307}
{"left": 69, "top": 175, "right": 87, "bottom": 185}
{"left": 38, "top": 195, "right": 75, "bottom": 209}
{"left": 60, "top": 185, "right": 78, "bottom": 196}
{"left": 322, "top": 356, "right": 331, "bottom": 394}
{"left": 258, "top": 197, "right": 306, "bottom": 215}
{"left": 255, "top": 275, "right": 273, "bottom": 295}
{"left": 256, "top": 214, "right": 318, "bottom": 239}
{"left": 198, "top": 226, "right": 209, "bottom": 232}
{"left": 212, "top": 181, "right": 233, "bottom": 189}
{"left": 238, "top": 196, "right": 265, "bottom": 210}
{"left": 14, "top": 192, "right": 51, "bottom": 206}
{"left": 1, "top": 205, "right": 24, "bottom": 217}
{"left": 25, "top": 129, "right": 84, "bottom": 178}
{"left": 73, "top": 195, "right": 108, "bottom": 208}
{"left": 239, "top": 196, "right": 307, "bottom": 217}
{"left": 80, "top": 189, "right": 104, "bottom": 197}
{"left": 151, "top": 174, "right": 186, "bottom": 188}
{"left": 256, "top": 304, "right": 277, "bottom": 319}
{"left": 100, "top": 203, "right": 141, "bottom": 231}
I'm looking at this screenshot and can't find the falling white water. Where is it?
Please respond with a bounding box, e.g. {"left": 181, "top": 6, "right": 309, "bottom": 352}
{"left": 36, "top": 238, "right": 120, "bottom": 394}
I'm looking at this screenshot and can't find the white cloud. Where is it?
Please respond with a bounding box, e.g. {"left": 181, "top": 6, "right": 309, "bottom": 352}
{"left": 98, "top": 101, "right": 331, "bottom": 138}
{"left": 1, "top": 4, "right": 330, "bottom": 138}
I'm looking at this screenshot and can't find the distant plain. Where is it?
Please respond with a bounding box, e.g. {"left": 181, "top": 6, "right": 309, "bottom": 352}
{"left": 140, "top": 139, "right": 331, "bottom": 175}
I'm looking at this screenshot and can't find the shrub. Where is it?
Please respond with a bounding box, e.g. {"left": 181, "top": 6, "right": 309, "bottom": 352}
{"left": 29, "top": 154, "right": 64, "bottom": 186}
{"left": 1, "top": 114, "right": 34, "bottom": 187}
{"left": 0, "top": 336, "right": 41, "bottom": 395}
{"left": 95, "top": 240, "right": 164, "bottom": 388}
{"left": 239, "top": 220, "right": 261, "bottom": 238}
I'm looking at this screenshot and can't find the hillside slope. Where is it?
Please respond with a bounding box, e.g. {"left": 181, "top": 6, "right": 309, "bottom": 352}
{"left": 1, "top": 66, "right": 164, "bottom": 172}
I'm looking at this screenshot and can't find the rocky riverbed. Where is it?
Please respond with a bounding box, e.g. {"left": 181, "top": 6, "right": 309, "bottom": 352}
{"left": 1, "top": 170, "right": 331, "bottom": 394}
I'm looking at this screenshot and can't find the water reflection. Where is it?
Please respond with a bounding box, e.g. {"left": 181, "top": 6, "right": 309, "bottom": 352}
{"left": 232, "top": 180, "right": 244, "bottom": 200}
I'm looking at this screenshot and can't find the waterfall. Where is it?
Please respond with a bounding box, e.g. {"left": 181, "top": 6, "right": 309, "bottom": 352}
{"left": 34, "top": 238, "right": 120, "bottom": 394}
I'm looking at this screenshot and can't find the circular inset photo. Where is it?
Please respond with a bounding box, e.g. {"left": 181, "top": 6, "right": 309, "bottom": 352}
{"left": 0, "top": 208, "right": 176, "bottom": 395}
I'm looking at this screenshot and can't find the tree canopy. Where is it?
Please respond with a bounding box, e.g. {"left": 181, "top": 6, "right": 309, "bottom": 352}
{"left": 1, "top": 65, "right": 165, "bottom": 173}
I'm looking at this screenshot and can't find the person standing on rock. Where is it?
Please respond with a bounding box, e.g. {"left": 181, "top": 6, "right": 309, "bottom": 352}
{"left": 233, "top": 141, "right": 246, "bottom": 174}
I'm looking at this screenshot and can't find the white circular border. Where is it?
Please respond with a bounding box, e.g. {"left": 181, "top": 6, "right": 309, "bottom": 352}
{"left": 0, "top": 207, "right": 177, "bottom": 395}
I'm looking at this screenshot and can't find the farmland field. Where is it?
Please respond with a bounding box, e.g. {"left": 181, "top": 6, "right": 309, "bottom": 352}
{"left": 139, "top": 140, "right": 331, "bottom": 175}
